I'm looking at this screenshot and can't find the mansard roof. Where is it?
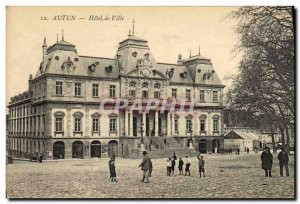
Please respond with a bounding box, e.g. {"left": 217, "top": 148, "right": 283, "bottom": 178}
{"left": 32, "top": 34, "right": 224, "bottom": 87}
{"left": 79, "top": 56, "right": 119, "bottom": 79}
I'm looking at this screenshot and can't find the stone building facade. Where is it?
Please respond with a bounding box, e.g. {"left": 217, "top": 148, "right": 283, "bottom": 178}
{"left": 7, "top": 31, "right": 225, "bottom": 159}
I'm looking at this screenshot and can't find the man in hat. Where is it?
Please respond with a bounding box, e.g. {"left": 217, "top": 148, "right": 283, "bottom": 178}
{"left": 138, "top": 151, "right": 151, "bottom": 183}
{"left": 277, "top": 147, "right": 289, "bottom": 177}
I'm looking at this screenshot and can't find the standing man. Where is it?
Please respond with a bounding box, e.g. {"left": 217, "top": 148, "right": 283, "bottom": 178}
{"left": 184, "top": 155, "right": 191, "bottom": 176}
{"left": 139, "top": 151, "right": 151, "bottom": 183}
{"left": 278, "top": 147, "right": 289, "bottom": 177}
{"left": 261, "top": 147, "right": 273, "bottom": 177}
{"left": 197, "top": 155, "right": 205, "bottom": 177}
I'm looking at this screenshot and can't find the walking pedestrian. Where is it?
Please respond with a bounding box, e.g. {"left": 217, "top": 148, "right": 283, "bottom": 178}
{"left": 38, "top": 153, "right": 43, "bottom": 163}
{"left": 178, "top": 158, "right": 184, "bottom": 175}
{"left": 261, "top": 147, "right": 273, "bottom": 177}
{"left": 171, "top": 157, "right": 176, "bottom": 175}
{"left": 138, "top": 151, "right": 151, "bottom": 183}
{"left": 109, "top": 157, "right": 117, "bottom": 182}
{"left": 184, "top": 155, "right": 191, "bottom": 176}
{"left": 148, "top": 157, "right": 153, "bottom": 177}
{"left": 277, "top": 147, "right": 289, "bottom": 177}
{"left": 166, "top": 157, "right": 172, "bottom": 176}
{"left": 247, "top": 148, "right": 249, "bottom": 154}
{"left": 197, "top": 155, "right": 205, "bottom": 177}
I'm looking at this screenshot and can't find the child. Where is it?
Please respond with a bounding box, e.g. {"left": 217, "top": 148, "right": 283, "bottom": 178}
{"left": 197, "top": 155, "right": 205, "bottom": 177}
{"left": 178, "top": 158, "right": 184, "bottom": 175}
{"left": 167, "top": 157, "right": 172, "bottom": 176}
{"left": 109, "top": 157, "right": 117, "bottom": 182}
{"left": 185, "top": 155, "right": 191, "bottom": 176}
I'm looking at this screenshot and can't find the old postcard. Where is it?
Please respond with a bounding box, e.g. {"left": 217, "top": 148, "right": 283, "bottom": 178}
{"left": 6, "top": 6, "right": 295, "bottom": 199}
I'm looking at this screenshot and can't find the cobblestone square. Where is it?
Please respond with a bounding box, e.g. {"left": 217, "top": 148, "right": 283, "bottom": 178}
{"left": 6, "top": 153, "right": 295, "bottom": 199}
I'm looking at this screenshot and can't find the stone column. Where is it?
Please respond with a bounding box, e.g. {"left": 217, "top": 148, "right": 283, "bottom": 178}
{"left": 142, "top": 112, "right": 146, "bottom": 134}
{"left": 66, "top": 109, "right": 71, "bottom": 137}
{"left": 125, "top": 110, "right": 128, "bottom": 136}
{"left": 155, "top": 111, "right": 159, "bottom": 136}
{"left": 167, "top": 112, "right": 171, "bottom": 136}
{"left": 194, "top": 114, "right": 198, "bottom": 136}
{"left": 129, "top": 111, "right": 133, "bottom": 136}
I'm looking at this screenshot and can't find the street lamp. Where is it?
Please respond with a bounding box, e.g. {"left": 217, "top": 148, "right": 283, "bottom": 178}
{"left": 140, "top": 122, "right": 144, "bottom": 143}
{"left": 140, "top": 122, "right": 145, "bottom": 151}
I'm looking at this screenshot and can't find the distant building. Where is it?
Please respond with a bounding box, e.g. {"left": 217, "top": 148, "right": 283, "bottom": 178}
{"left": 7, "top": 29, "right": 225, "bottom": 159}
{"left": 224, "top": 131, "right": 260, "bottom": 151}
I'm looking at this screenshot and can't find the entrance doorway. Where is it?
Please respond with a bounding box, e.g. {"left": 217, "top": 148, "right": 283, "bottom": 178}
{"left": 133, "top": 117, "right": 137, "bottom": 136}
{"left": 53, "top": 141, "right": 65, "bottom": 159}
{"left": 72, "top": 141, "right": 83, "bottom": 158}
{"left": 199, "top": 139, "right": 207, "bottom": 153}
{"left": 212, "top": 139, "right": 219, "bottom": 153}
{"left": 91, "top": 140, "right": 101, "bottom": 158}
{"left": 108, "top": 140, "right": 118, "bottom": 158}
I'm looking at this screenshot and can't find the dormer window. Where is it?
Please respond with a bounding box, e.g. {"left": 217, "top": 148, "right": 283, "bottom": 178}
{"left": 180, "top": 72, "right": 187, "bottom": 79}
{"left": 105, "top": 65, "right": 113, "bottom": 73}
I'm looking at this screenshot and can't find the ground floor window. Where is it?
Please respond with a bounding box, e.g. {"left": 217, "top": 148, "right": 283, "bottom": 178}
{"left": 110, "top": 118, "right": 117, "bottom": 132}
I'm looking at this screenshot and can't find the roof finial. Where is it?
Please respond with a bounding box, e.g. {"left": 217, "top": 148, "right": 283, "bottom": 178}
{"left": 62, "top": 29, "right": 64, "bottom": 41}
{"left": 132, "top": 18, "right": 135, "bottom": 35}
{"left": 43, "top": 37, "right": 47, "bottom": 46}
{"left": 190, "top": 49, "right": 192, "bottom": 58}
{"left": 56, "top": 33, "right": 58, "bottom": 43}
{"left": 198, "top": 46, "right": 201, "bottom": 55}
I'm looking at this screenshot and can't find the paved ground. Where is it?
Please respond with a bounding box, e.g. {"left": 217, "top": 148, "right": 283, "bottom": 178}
{"left": 6, "top": 152, "right": 295, "bottom": 199}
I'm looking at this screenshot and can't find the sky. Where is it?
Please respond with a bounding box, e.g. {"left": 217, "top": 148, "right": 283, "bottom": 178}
{"left": 6, "top": 6, "right": 241, "bottom": 105}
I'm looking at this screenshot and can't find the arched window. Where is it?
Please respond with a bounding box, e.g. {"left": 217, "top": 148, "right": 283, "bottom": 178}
{"left": 142, "top": 82, "right": 148, "bottom": 98}
{"left": 154, "top": 83, "right": 160, "bottom": 98}
{"left": 129, "top": 82, "right": 136, "bottom": 97}
{"left": 91, "top": 113, "right": 101, "bottom": 133}
{"left": 212, "top": 115, "right": 220, "bottom": 133}
{"left": 54, "top": 111, "right": 65, "bottom": 133}
{"left": 73, "top": 112, "right": 84, "bottom": 132}
{"left": 199, "top": 115, "right": 207, "bottom": 133}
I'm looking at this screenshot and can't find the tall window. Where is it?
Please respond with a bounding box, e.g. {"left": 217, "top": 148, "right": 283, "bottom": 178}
{"left": 186, "top": 119, "right": 192, "bottom": 132}
{"left": 186, "top": 89, "right": 191, "bottom": 101}
{"left": 174, "top": 119, "right": 179, "bottom": 132}
{"left": 213, "top": 91, "right": 218, "bottom": 102}
{"left": 142, "top": 82, "right": 148, "bottom": 98}
{"left": 110, "top": 85, "right": 116, "bottom": 97}
{"left": 56, "top": 82, "right": 63, "bottom": 95}
{"left": 213, "top": 119, "right": 219, "bottom": 132}
{"left": 200, "top": 90, "right": 205, "bottom": 101}
{"left": 91, "top": 113, "right": 101, "bottom": 133}
{"left": 110, "top": 118, "right": 117, "bottom": 132}
{"left": 200, "top": 119, "right": 205, "bottom": 132}
{"left": 172, "top": 89, "right": 177, "bottom": 98}
{"left": 73, "top": 112, "right": 83, "bottom": 132}
{"left": 75, "top": 83, "right": 81, "bottom": 96}
{"left": 54, "top": 111, "right": 65, "bottom": 132}
{"left": 75, "top": 118, "right": 81, "bottom": 132}
{"left": 92, "top": 118, "right": 99, "bottom": 132}
{"left": 92, "top": 84, "right": 99, "bottom": 97}
{"left": 55, "top": 118, "right": 63, "bottom": 132}
{"left": 154, "top": 83, "right": 160, "bottom": 98}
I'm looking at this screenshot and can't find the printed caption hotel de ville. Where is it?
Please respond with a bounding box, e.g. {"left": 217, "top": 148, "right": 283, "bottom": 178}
{"left": 7, "top": 27, "right": 225, "bottom": 160}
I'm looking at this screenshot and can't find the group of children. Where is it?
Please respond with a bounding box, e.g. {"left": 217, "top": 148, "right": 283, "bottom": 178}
{"left": 108, "top": 154, "right": 206, "bottom": 182}
{"left": 167, "top": 155, "right": 205, "bottom": 177}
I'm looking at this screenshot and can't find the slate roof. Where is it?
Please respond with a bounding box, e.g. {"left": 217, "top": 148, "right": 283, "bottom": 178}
{"left": 225, "top": 131, "right": 260, "bottom": 140}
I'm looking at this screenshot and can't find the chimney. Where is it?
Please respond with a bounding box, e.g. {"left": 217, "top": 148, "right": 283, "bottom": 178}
{"left": 42, "top": 37, "right": 47, "bottom": 72}
{"left": 177, "top": 54, "right": 183, "bottom": 65}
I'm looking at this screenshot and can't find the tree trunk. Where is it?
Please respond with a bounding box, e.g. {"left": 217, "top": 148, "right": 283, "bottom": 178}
{"left": 285, "top": 124, "right": 290, "bottom": 155}
{"left": 270, "top": 123, "right": 277, "bottom": 153}
{"left": 279, "top": 125, "right": 286, "bottom": 147}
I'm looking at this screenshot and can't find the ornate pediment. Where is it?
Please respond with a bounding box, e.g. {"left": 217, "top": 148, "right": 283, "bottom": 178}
{"left": 61, "top": 57, "right": 76, "bottom": 74}
{"left": 136, "top": 54, "right": 154, "bottom": 77}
